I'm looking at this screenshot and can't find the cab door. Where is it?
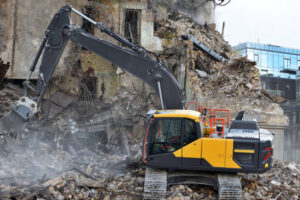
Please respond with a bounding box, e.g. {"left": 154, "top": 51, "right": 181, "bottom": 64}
{"left": 181, "top": 119, "right": 201, "bottom": 169}
{"left": 147, "top": 118, "right": 182, "bottom": 169}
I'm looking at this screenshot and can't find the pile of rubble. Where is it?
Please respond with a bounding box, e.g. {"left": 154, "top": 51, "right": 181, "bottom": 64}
{"left": 199, "top": 57, "right": 262, "bottom": 98}
{"left": 0, "top": 83, "right": 148, "bottom": 199}
{"left": 148, "top": 0, "right": 215, "bottom": 25}
{"left": 154, "top": 9, "right": 284, "bottom": 102}
{"left": 0, "top": 83, "right": 22, "bottom": 117}
{"left": 0, "top": 138, "right": 144, "bottom": 200}
{"left": 0, "top": 104, "right": 145, "bottom": 200}
{"left": 166, "top": 160, "right": 300, "bottom": 200}
{"left": 241, "top": 160, "right": 299, "bottom": 200}
{"left": 1, "top": 132, "right": 298, "bottom": 200}
{"left": 167, "top": 185, "right": 217, "bottom": 199}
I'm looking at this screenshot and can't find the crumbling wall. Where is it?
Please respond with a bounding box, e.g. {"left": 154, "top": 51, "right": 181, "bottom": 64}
{"left": 69, "top": 0, "right": 156, "bottom": 101}
{"left": 1, "top": 0, "right": 88, "bottom": 79}
{"left": 148, "top": 0, "right": 215, "bottom": 25}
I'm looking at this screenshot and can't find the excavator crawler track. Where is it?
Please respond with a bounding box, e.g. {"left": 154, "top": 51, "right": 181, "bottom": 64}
{"left": 217, "top": 174, "right": 242, "bottom": 199}
{"left": 143, "top": 168, "right": 167, "bottom": 200}
{"left": 143, "top": 168, "right": 242, "bottom": 200}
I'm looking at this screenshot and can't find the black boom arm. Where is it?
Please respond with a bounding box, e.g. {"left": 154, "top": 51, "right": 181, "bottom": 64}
{"left": 23, "top": 5, "right": 184, "bottom": 117}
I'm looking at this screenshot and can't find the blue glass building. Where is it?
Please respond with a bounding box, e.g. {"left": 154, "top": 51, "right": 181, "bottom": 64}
{"left": 234, "top": 42, "right": 300, "bottom": 79}
{"left": 234, "top": 42, "right": 300, "bottom": 163}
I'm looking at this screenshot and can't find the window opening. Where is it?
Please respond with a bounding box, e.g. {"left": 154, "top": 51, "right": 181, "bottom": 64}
{"left": 82, "top": 5, "right": 98, "bottom": 51}
{"left": 82, "top": 5, "right": 98, "bottom": 35}
{"left": 183, "top": 119, "right": 197, "bottom": 146}
{"left": 80, "top": 67, "right": 97, "bottom": 100}
{"left": 80, "top": 77, "right": 97, "bottom": 100}
{"left": 124, "top": 9, "right": 141, "bottom": 45}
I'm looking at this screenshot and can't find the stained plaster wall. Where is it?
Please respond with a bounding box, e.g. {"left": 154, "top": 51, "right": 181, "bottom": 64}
{"left": 0, "top": 0, "right": 88, "bottom": 79}
{"left": 0, "top": 0, "right": 15, "bottom": 68}
{"left": 80, "top": 0, "right": 156, "bottom": 100}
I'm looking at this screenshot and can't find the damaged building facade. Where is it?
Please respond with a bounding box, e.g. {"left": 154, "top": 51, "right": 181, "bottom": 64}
{"left": 0, "top": 0, "right": 288, "bottom": 161}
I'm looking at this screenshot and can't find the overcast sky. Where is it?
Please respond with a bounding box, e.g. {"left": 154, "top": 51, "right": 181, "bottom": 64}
{"left": 215, "top": 0, "right": 300, "bottom": 49}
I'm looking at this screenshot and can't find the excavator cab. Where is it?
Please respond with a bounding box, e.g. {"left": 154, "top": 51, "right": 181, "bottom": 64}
{"left": 145, "top": 112, "right": 200, "bottom": 169}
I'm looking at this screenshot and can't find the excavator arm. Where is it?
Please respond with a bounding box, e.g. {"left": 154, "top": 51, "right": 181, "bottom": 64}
{"left": 0, "top": 5, "right": 184, "bottom": 131}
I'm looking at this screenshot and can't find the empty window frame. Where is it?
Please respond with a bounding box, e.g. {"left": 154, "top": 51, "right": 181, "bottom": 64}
{"left": 82, "top": 6, "right": 98, "bottom": 35}
{"left": 80, "top": 77, "right": 98, "bottom": 100}
{"left": 124, "top": 9, "right": 141, "bottom": 45}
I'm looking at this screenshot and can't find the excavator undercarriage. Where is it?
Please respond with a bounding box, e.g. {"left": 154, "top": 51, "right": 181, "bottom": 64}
{"left": 144, "top": 167, "right": 243, "bottom": 199}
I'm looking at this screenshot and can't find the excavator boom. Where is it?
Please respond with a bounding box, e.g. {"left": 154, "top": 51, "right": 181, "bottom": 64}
{"left": 1, "top": 5, "right": 184, "bottom": 130}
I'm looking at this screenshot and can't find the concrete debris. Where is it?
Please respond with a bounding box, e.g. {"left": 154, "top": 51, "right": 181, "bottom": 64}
{"left": 1, "top": 127, "right": 299, "bottom": 200}
{"left": 0, "top": 108, "right": 144, "bottom": 199}
{"left": 148, "top": 0, "right": 215, "bottom": 25}
{"left": 167, "top": 185, "right": 216, "bottom": 199}
{"left": 154, "top": 10, "right": 284, "bottom": 103}
{"left": 195, "top": 69, "right": 208, "bottom": 78}
{"left": 0, "top": 83, "right": 21, "bottom": 117}
{"left": 241, "top": 160, "right": 300, "bottom": 200}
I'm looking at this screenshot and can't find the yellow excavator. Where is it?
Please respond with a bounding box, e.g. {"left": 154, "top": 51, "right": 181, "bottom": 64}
{"left": 0, "top": 5, "right": 273, "bottom": 199}
{"left": 142, "top": 108, "right": 273, "bottom": 199}
{"left": 143, "top": 109, "right": 272, "bottom": 172}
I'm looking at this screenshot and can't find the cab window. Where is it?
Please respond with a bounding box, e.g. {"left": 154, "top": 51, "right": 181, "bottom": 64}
{"left": 183, "top": 119, "right": 197, "bottom": 145}
{"left": 150, "top": 119, "right": 181, "bottom": 155}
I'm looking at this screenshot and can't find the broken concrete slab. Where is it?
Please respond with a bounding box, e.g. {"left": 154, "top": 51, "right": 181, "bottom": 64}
{"left": 49, "top": 91, "right": 76, "bottom": 108}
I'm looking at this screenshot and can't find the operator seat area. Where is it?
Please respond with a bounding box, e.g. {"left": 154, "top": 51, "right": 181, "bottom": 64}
{"left": 149, "top": 118, "right": 198, "bottom": 155}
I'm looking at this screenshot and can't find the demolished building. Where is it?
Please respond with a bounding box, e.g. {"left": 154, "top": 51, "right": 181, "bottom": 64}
{"left": 0, "top": 0, "right": 297, "bottom": 199}
{"left": 0, "top": 0, "right": 288, "bottom": 159}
